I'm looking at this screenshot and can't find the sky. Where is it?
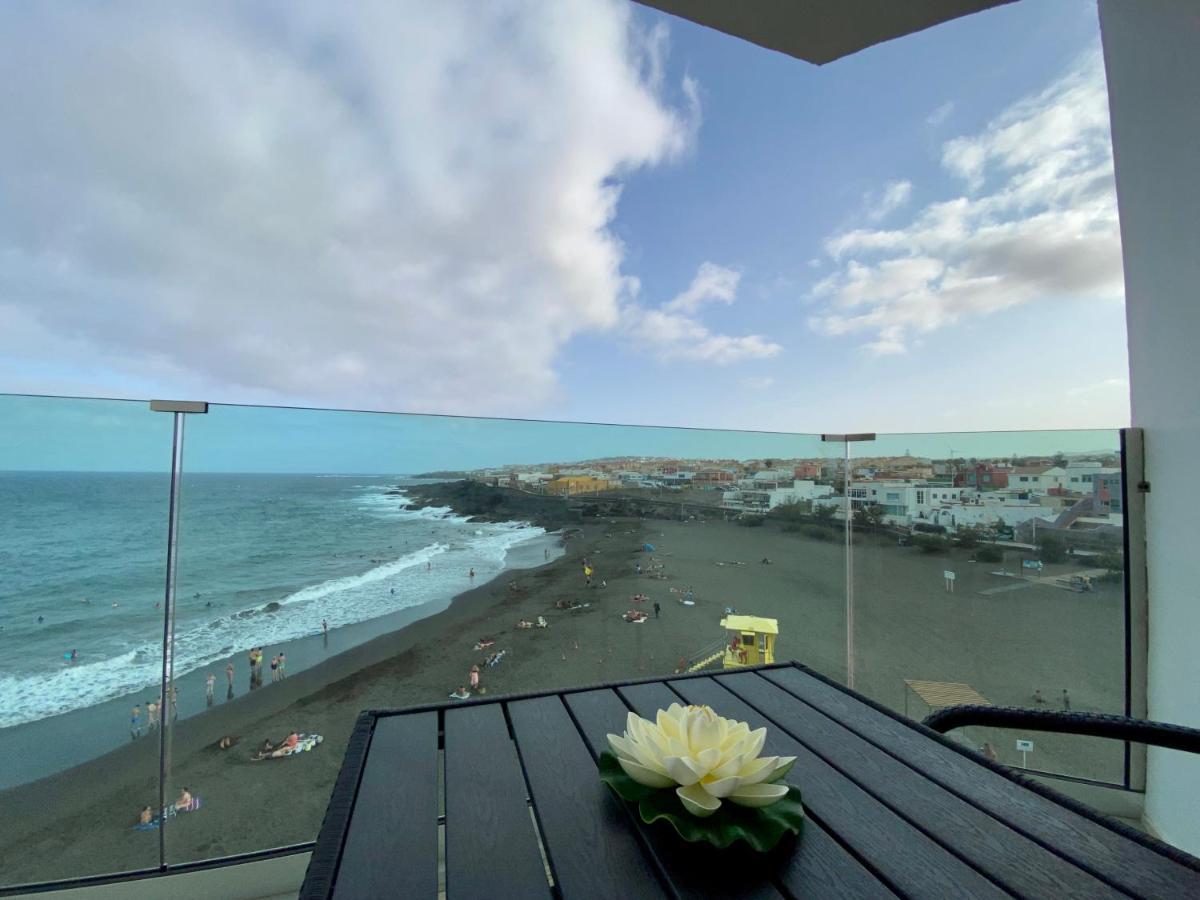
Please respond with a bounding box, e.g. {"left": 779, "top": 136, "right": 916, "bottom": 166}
{"left": 0, "top": 0, "right": 1130, "bottom": 453}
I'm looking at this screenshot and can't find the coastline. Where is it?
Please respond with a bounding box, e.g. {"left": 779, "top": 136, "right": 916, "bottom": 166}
{"left": 0, "top": 524, "right": 565, "bottom": 789}
{"left": 0, "top": 507, "right": 1127, "bottom": 887}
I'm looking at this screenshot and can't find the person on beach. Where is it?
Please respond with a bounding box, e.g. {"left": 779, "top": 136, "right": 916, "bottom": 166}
{"left": 147, "top": 699, "right": 159, "bottom": 730}
{"left": 270, "top": 655, "right": 280, "bottom": 683}
{"left": 226, "top": 663, "right": 235, "bottom": 687}
{"left": 130, "top": 705, "right": 142, "bottom": 740}
{"left": 175, "top": 787, "right": 193, "bottom": 812}
{"left": 1033, "top": 688, "right": 1045, "bottom": 704}
{"left": 278, "top": 653, "right": 286, "bottom": 679}
{"left": 1061, "top": 689, "right": 1071, "bottom": 709}
{"left": 69, "top": 649, "right": 77, "bottom": 663}
{"left": 981, "top": 742, "right": 998, "bottom": 762}
{"left": 469, "top": 568, "right": 475, "bottom": 580}
{"left": 205, "top": 673, "right": 216, "bottom": 705}
{"left": 169, "top": 685, "right": 179, "bottom": 720}
{"left": 139, "top": 806, "right": 153, "bottom": 826}
{"left": 469, "top": 665, "right": 480, "bottom": 692}
{"left": 322, "top": 619, "right": 328, "bottom": 636}
{"left": 654, "top": 602, "right": 661, "bottom": 618}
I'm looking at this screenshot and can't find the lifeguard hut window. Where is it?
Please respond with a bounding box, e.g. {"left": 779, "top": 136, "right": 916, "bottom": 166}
{"left": 758, "top": 632, "right": 768, "bottom": 652}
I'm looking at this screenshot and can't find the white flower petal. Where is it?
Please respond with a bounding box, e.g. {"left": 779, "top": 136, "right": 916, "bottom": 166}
{"left": 768, "top": 757, "right": 797, "bottom": 783}
{"left": 607, "top": 733, "right": 636, "bottom": 760}
{"left": 695, "top": 747, "right": 721, "bottom": 772}
{"left": 699, "top": 775, "right": 741, "bottom": 798}
{"left": 617, "top": 756, "right": 677, "bottom": 788}
{"left": 736, "top": 756, "right": 779, "bottom": 786}
{"left": 729, "top": 782, "right": 789, "bottom": 808}
{"left": 664, "top": 755, "right": 706, "bottom": 786}
{"left": 711, "top": 752, "right": 745, "bottom": 780}
{"left": 677, "top": 782, "right": 722, "bottom": 817}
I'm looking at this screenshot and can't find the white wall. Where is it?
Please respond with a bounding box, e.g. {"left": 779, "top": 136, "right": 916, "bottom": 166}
{"left": 1100, "top": 0, "right": 1200, "bottom": 855}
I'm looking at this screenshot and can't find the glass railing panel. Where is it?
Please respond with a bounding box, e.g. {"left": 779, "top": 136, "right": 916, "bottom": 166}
{"left": 0, "top": 395, "right": 173, "bottom": 888}
{"left": 164, "top": 402, "right": 842, "bottom": 865}
{"left": 847, "top": 430, "right": 1129, "bottom": 784}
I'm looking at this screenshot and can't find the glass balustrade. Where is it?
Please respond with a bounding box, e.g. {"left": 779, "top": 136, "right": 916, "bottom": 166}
{"left": 0, "top": 393, "right": 1137, "bottom": 890}
{"left": 161, "top": 402, "right": 843, "bottom": 866}
{"left": 0, "top": 395, "right": 173, "bottom": 887}
{"left": 846, "top": 430, "right": 1130, "bottom": 784}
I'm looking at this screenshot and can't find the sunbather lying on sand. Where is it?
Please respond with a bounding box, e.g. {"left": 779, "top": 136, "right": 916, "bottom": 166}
{"left": 474, "top": 638, "right": 495, "bottom": 650}
{"left": 517, "top": 619, "right": 534, "bottom": 629}
{"left": 449, "top": 686, "right": 470, "bottom": 700}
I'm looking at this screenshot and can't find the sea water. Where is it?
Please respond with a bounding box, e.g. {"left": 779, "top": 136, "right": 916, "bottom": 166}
{"left": 0, "top": 472, "right": 547, "bottom": 731}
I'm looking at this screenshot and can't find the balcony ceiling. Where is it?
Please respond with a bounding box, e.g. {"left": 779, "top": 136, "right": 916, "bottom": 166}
{"left": 636, "top": 0, "right": 1015, "bottom": 65}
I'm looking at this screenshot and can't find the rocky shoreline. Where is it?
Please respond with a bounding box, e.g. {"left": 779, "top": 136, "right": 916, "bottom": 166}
{"left": 394, "top": 479, "right": 577, "bottom": 530}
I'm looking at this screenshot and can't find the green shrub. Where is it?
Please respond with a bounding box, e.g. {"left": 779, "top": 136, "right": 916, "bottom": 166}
{"left": 956, "top": 527, "right": 980, "bottom": 549}
{"left": 914, "top": 534, "right": 950, "bottom": 554}
{"left": 913, "top": 522, "right": 947, "bottom": 534}
{"left": 738, "top": 515, "right": 765, "bottom": 527}
{"left": 1095, "top": 550, "right": 1124, "bottom": 573}
{"left": 800, "top": 524, "right": 837, "bottom": 542}
{"left": 975, "top": 545, "right": 1003, "bottom": 563}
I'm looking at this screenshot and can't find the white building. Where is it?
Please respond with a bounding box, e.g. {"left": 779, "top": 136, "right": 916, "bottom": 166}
{"left": 722, "top": 479, "right": 832, "bottom": 512}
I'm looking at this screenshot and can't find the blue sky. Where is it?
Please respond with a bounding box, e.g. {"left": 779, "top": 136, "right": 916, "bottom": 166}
{"left": 0, "top": 1, "right": 1129, "bottom": 450}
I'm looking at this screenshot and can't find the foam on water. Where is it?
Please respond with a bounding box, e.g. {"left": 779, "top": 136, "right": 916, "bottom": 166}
{"left": 0, "top": 486, "right": 545, "bottom": 729}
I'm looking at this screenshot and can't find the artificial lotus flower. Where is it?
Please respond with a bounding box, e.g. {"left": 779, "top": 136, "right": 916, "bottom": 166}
{"left": 606, "top": 703, "right": 796, "bottom": 818}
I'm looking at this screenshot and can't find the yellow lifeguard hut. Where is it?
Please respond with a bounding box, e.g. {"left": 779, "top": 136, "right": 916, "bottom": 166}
{"left": 720, "top": 615, "right": 778, "bottom": 668}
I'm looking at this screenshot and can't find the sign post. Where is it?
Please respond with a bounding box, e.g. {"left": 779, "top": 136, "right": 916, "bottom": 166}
{"left": 1015, "top": 738, "right": 1034, "bottom": 768}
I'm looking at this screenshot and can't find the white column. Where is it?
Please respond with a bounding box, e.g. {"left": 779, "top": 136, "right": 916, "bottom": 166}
{"left": 1100, "top": 0, "right": 1200, "bottom": 855}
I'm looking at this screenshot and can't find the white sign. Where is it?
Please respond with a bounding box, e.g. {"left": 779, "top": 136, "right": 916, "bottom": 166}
{"left": 944, "top": 570, "right": 955, "bottom": 581}
{"left": 1015, "top": 739, "right": 1034, "bottom": 752}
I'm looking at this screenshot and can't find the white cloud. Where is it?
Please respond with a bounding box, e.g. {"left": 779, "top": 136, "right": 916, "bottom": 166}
{"left": 624, "top": 262, "right": 780, "bottom": 364}
{"left": 665, "top": 262, "right": 741, "bottom": 313}
{"left": 811, "top": 52, "right": 1123, "bottom": 355}
{"left": 1066, "top": 377, "right": 1128, "bottom": 397}
{"left": 865, "top": 180, "right": 913, "bottom": 222}
{"left": 927, "top": 101, "right": 955, "bottom": 126}
{"left": 0, "top": 1, "right": 700, "bottom": 414}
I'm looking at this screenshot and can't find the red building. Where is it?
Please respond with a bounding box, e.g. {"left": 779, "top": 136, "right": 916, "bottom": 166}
{"left": 953, "top": 464, "right": 1009, "bottom": 490}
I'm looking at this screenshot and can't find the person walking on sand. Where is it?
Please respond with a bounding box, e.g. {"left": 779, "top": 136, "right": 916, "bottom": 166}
{"left": 205, "top": 673, "right": 215, "bottom": 706}
{"left": 278, "top": 652, "right": 286, "bottom": 679}
{"left": 322, "top": 619, "right": 328, "bottom": 636}
{"left": 469, "top": 665, "right": 480, "bottom": 692}
{"left": 1061, "top": 688, "right": 1071, "bottom": 710}
{"left": 270, "top": 654, "right": 280, "bottom": 683}
{"left": 148, "top": 699, "right": 159, "bottom": 730}
{"left": 653, "top": 601, "right": 660, "bottom": 618}
{"left": 130, "top": 705, "right": 142, "bottom": 740}
{"left": 226, "top": 662, "right": 235, "bottom": 687}
{"left": 169, "top": 685, "right": 179, "bottom": 720}
{"left": 469, "top": 568, "right": 475, "bottom": 580}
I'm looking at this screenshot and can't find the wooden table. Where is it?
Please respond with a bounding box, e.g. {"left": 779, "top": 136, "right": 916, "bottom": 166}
{"left": 300, "top": 662, "right": 1200, "bottom": 899}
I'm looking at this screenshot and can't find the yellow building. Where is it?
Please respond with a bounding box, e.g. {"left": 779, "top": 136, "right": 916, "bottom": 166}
{"left": 720, "top": 615, "right": 778, "bottom": 668}
{"left": 546, "top": 475, "right": 614, "bottom": 496}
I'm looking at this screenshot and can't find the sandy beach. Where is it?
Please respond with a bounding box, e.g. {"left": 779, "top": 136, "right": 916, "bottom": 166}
{"left": 0, "top": 513, "right": 1125, "bottom": 887}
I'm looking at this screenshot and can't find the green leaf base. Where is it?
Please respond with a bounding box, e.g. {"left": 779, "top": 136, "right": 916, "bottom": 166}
{"left": 599, "top": 751, "right": 805, "bottom": 852}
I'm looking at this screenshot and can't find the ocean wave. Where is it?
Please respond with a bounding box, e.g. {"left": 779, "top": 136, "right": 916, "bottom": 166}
{"left": 0, "top": 522, "right": 545, "bottom": 729}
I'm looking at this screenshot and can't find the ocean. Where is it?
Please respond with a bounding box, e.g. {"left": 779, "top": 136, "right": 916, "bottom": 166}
{"left": 0, "top": 472, "right": 551, "bottom": 736}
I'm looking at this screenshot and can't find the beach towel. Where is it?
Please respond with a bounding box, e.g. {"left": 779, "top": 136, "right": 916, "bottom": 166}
{"left": 252, "top": 733, "right": 324, "bottom": 761}
{"left": 133, "top": 797, "right": 203, "bottom": 830}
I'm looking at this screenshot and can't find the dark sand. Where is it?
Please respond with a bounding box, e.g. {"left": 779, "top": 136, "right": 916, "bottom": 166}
{"left": 0, "top": 517, "right": 1125, "bottom": 887}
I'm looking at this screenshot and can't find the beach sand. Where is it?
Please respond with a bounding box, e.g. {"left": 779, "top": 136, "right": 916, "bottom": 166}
{"left": 0, "top": 515, "right": 1125, "bottom": 887}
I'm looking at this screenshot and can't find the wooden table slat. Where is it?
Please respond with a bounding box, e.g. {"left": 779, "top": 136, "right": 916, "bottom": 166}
{"left": 507, "top": 696, "right": 667, "bottom": 900}
{"left": 564, "top": 688, "right": 784, "bottom": 900}
{"left": 330, "top": 712, "right": 439, "bottom": 899}
{"left": 609, "top": 681, "right": 897, "bottom": 900}
{"left": 762, "top": 665, "right": 1200, "bottom": 900}
{"left": 717, "top": 671, "right": 1123, "bottom": 900}
{"left": 444, "top": 703, "right": 550, "bottom": 898}
{"left": 627, "top": 680, "right": 1008, "bottom": 900}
